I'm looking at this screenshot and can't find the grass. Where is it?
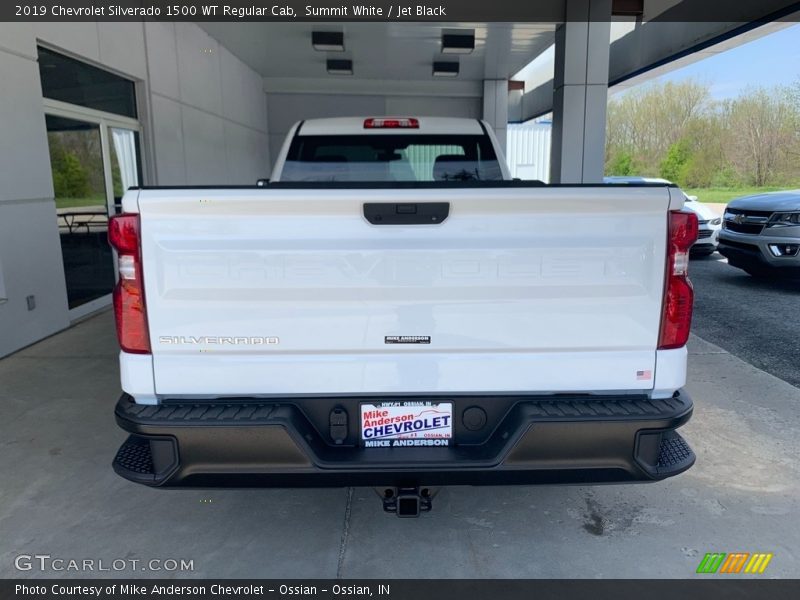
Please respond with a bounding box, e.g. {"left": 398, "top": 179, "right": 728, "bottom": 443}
{"left": 683, "top": 187, "right": 788, "bottom": 205}
{"left": 55, "top": 195, "right": 106, "bottom": 210}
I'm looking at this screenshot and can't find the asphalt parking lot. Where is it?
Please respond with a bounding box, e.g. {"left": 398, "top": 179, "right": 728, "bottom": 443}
{"left": 1, "top": 266, "right": 799, "bottom": 578}
{"left": 690, "top": 254, "right": 800, "bottom": 388}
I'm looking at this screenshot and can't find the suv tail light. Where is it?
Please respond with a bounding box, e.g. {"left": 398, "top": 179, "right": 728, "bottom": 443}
{"left": 108, "top": 214, "right": 150, "bottom": 354}
{"left": 364, "top": 118, "right": 419, "bottom": 129}
{"left": 658, "top": 211, "right": 698, "bottom": 350}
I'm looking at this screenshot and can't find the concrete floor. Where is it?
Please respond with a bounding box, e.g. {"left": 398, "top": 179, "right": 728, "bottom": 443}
{"left": 1, "top": 310, "right": 799, "bottom": 579}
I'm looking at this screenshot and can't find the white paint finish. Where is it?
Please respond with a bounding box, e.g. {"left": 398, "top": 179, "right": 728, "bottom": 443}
{"left": 119, "top": 351, "right": 157, "bottom": 404}
{"left": 0, "top": 50, "right": 53, "bottom": 203}
{"left": 668, "top": 187, "right": 688, "bottom": 211}
{"left": 223, "top": 121, "right": 270, "bottom": 184}
{"left": 153, "top": 351, "right": 663, "bottom": 398}
{"left": 135, "top": 185, "right": 672, "bottom": 397}
{"left": 144, "top": 22, "right": 180, "bottom": 99}
{"left": 220, "top": 47, "right": 268, "bottom": 132}
{"left": 122, "top": 188, "right": 139, "bottom": 213}
{"left": 0, "top": 22, "right": 36, "bottom": 58}
{"left": 652, "top": 347, "right": 688, "bottom": 399}
{"left": 268, "top": 134, "right": 288, "bottom": 174}
{"left": 97, "top": 22, "right": 147, "bottom": 80}
{"left": 175, "top": 22, "right": 223, "bottom": 116}
{"left": 180, "top": 105, "right": 228, "bottom": 184}
{"left": 299, "top": 116, "right": 485, "bottom": 136}
{"left": 0, "top": 200, "right": 69, "bottom": 358}
{"left": 34, "top": 22, "right": 101, "bottom": 62}
{"left": 150, "top": 94, "right": 186, "bottom": 185}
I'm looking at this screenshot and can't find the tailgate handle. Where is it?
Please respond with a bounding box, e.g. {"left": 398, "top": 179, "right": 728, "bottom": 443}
{"left": 364, "top": 202, "right": 449, "bottom": 225}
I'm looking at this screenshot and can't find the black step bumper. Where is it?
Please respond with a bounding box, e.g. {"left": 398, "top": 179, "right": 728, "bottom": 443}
{"left": 113, "top": 391, "right": 695, "bottom": 488}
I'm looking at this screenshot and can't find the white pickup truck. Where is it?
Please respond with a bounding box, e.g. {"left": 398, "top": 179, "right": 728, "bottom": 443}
{"left": 110, "top": 117, "right": 697, "bottom": 516}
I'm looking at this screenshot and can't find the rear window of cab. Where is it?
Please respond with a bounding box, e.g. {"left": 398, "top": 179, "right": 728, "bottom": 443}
{"left": 281, "top": 134, "right": 504, "bottom": 182}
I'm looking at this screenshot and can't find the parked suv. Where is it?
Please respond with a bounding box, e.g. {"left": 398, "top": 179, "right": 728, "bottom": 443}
{"left": 719, "top": 190, "right": 800, "bottom": 278}
{"left": 604, "top": 177, "right": 720, "bottom": 255}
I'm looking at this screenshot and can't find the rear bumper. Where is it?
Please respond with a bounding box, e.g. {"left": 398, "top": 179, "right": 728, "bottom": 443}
{"left": 113, "top": 391, "right": 695, "bottom": 488}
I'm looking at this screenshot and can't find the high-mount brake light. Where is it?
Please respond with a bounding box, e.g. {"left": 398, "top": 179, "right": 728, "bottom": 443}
{"left": 364, "top": 118, "right": 419, "bottom": 129}
{"left": 658, "top": 210, "right": 698, "bottom": 350}
{"left": 108, "top": 214, "right": 151, "bottom": 354}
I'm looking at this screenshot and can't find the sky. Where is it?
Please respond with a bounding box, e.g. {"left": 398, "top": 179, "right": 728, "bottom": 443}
{"left": 648, "top": 23, "right": 800, "bottom": 99}
{"left": 514, "top": 22, "right": 800, "bottom": 101}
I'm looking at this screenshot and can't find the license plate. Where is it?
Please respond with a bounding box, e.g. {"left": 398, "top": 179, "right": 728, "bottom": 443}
{"left": 360, "top": 402, "right": 453, "bottom": 447}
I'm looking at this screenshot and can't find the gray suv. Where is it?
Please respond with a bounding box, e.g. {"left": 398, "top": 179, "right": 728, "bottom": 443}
{"left": 719, "top": 190, "right": 800, "bottom": 278}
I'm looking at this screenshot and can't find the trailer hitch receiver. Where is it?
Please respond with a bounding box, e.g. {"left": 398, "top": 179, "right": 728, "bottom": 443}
{"left": 377, "top": 487, "right": 437, "bottom": 517}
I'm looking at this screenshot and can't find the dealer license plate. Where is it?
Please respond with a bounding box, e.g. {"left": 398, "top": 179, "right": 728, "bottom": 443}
{"left": 360, "top": 401, "right": 453, "bottom": 447}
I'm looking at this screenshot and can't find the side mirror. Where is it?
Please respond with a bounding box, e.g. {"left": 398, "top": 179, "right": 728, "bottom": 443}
{"left": 687, "top": 195, "right": 698, "bottom": 202}
{"left": 256, "top": 179, "right": 270, "bottom": 187}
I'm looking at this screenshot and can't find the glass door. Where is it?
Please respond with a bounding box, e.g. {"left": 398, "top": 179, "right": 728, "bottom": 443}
{"left": 46, "top": 114, "right": 115, "bottom": 311}
{"left": 44, "top": 104, "right": 143, "bottom": 317}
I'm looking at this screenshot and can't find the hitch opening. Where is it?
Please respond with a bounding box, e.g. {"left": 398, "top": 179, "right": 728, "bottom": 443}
{"left": 377, "top": 487, "right": 436, "bottom": 517}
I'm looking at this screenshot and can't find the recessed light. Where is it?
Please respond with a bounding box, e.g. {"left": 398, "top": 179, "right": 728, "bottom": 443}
{"left": 313, "top": 31, "right": 345, "bottom": 52}
{"left": 432, "top": 61, "right": 459, "bottom": 77}
{"left": 327, "top": 59, "right": 353, "bottom": 76}
{"left": 441, "top": 33, "right": 474, "bottom": 54}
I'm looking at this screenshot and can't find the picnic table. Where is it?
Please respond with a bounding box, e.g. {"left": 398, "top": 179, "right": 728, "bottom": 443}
{"left": 57, "top": 208, "right": 109, "bottom": 235}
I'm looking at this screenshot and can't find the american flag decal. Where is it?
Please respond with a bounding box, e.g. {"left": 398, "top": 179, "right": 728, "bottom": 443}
{"left": 636, "top": 370, "right": 652, "bottom": 380}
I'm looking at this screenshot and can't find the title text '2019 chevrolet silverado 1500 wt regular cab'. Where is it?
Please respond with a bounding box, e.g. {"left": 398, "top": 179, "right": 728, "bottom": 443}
{"left": 110, "top": 117, "right": 697, "bottom": 516}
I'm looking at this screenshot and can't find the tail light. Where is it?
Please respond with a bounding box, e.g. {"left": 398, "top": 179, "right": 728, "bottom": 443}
{"left": 658, "top": 211, "right": 698, "bottom": 350}
{"left": 364, "top": 118, "right": 419, "bottom": 129}
{"left": 108, "top": 214, "right": 151, "bottom": 354}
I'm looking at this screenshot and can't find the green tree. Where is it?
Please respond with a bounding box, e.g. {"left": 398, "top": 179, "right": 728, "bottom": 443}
{"left": 606, "top": 151, "right": 636, "bottom": 175}
{"left": 660, "top": 139, "right": 692, "bottom": 184}
{"left": 722, "top": 87, "right": 800, "bottom": 186}
{"left": 606, "top": 79, "right": 710, "bottom": 176}
{"left": 49, "top": 139, "right": 90, "bottom": 199}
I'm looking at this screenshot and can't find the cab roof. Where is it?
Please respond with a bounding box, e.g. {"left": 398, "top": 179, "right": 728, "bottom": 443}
{"left": 297, "top": 117, "right": 486, "bottom": 136}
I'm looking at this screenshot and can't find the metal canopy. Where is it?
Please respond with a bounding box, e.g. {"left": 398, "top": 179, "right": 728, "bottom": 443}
{"left": 198, "top": 22, "right": 555, "bottom": 91}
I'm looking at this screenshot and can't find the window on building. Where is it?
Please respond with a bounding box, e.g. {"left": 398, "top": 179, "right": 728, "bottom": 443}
{"left": 38, "top": 47, "right": 137, "bottom": 119}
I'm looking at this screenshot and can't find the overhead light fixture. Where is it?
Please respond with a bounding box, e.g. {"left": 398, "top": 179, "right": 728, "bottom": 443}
{"left": 312, "top": 31, "right": 345, "bottom": 52}
{"left": 432, "top": 61, "right": 459, "bottom": 77}
{"left": 441, "top": 33, "right": 475, "bottom": 54}
{"left": 327, "top": 59, "right": 353, "bottom": 76}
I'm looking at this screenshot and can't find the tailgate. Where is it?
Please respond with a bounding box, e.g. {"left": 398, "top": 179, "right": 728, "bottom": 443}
{"left": 135, "top": 186, "right": 671, "bottom": 397}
